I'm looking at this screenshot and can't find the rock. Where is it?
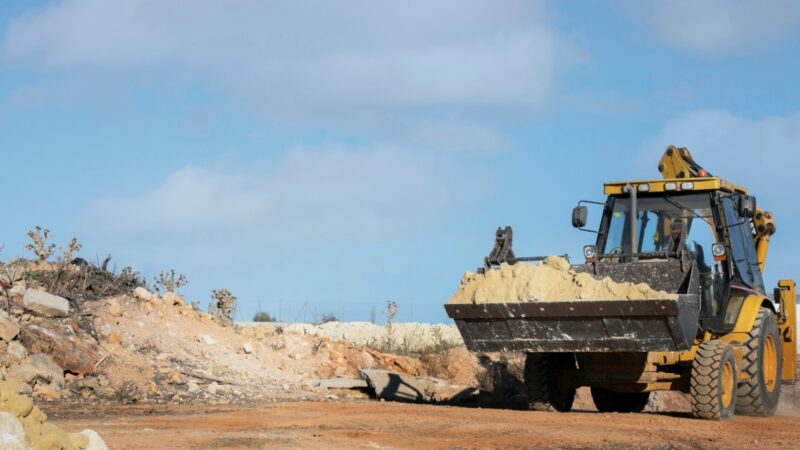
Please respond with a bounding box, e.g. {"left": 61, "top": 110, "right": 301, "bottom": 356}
{"left": 106, "top": 332, "right": 122, "bottom": 345}
{"left": 108, "top": 301, "right": 123, "bottom": 317}
{"left": 22, "top": 290, "right": 70, "bottom": 317}
{"left": 242, "top": 342, "right": 254, "bottom": 354}
{"left": 77, "top": 378, "right": 101, "bottom": 390}
{"left": 8, "top": 284, "right": 26, "bottom": 306}
{"left": 169, "top": 371, "right": 184, "bottom": 384}
{"left": 33, "top": 382, "right": 61, "bottom": 401}
{"left": 0, "top": 411, "right": 29, "bottom": 450}
{"left": 95, "top": 386, "right": 116, "bottom": 399}
{"left": 0, "top": 311, "right": 20, "bottom": 342}
{"left": 20, "top": 323, "right": 98, "bottom": 374}
{"left": 6, "top": 342, "right": 28, "bottom": 361}
{"left": 98, "top": 324, "right": 112, "bottom": 337}
{"left": 79, "top": 429, "right": 109, "bottom": 450}
{"left": 132, "top": 287, "right": 154, "bottom": 302}
{"left": 200, "top": 335, "right": 216, "bottom": 345}
{"left": 187, "top": 381, "right": 199, "bottom": 393}
{"left": 359, "top": 369, "right": 479, "bottom": 403}
{"left": 207, "top": 382, "right": 220, "bottom": 395}
{"left": 7, "top": 354, "right": 65, "bottom": 387}
{"left": 163, "top": 292, "right": 184, "bottom": 306}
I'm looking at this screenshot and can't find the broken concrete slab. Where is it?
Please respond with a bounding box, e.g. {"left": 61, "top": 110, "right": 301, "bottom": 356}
{"left": 309, "top": 378, "right": 369, "bottom": 389}
{"left": 22, "top": 290, "right": 69, "bottom": 317}
{"left": 359, "top": 369, "right": 478, "bottom": 403}
{"left": 0, "top": 311, "right": 21, "bottom": 341}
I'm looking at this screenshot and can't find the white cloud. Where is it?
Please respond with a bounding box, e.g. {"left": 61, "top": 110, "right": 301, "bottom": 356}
{"left": 642, "top": 109, "right": 800, "bottom": 280}
{"left": 621, "top": 0, "right": 800, "bottom": 56}
{"left": 80, "top": 146, "right": 463, "bottom": 259}
{"left": 3, "top": 0, "right": 566, "bottom": 121}
{"left": 643, "top": 109, "right": 800, "bottom": 188}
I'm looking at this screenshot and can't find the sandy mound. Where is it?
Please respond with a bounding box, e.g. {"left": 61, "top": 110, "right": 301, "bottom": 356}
{"left": 448, "top": 256, "right": 677, "bottom": 304}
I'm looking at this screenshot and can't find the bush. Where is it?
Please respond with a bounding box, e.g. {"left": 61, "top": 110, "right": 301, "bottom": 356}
{"left": 252, "top": 311, "right": 276, "bottom": 322}
{"left": 320, "top": 313, "right": 338, "bottom": 324}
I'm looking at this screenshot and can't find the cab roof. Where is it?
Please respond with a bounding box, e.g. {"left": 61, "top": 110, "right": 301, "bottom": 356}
{"left": 603, "top": 177, "right": 748, "bottom": 196}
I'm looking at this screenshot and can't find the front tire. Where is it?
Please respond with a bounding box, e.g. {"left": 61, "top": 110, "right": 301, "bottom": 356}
{"left": 524, "top": 353, "right": 575, "bottom": 412}
{"left": 736, "top": 307, "right": 782, "bottom": 416}
{"left": 690, "top": 340, "right": 737, "bottom": 420}
{"left": 591, "top": 388, "right": 650, "bottom": 413}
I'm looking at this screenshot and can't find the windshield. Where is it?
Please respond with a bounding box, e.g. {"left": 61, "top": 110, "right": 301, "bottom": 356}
{"left": 601, "top": 193, "right": 717, "bottom": 257}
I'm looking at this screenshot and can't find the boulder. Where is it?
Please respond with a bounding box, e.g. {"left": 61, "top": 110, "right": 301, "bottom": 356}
{"left": 6, "top": 354, "right": 64, "bottom": 387}
{"left": 33, "top": 382, "right": 61, "bottom": 401}
{"left": 6, "top": 342, "right": 28, "bottom": 361}
{"left": 80, "top": 429, "right": 109, "bottom": 450}
{"left": 200, "top": 335, "right": 216, "bottom": 345}
{"left": 0, "top": 411, "right": 29, "bottom": 450}
{"left": 242, "top": 342, "right": 254, "bottom": 354}
{"left": 7, "top": 284, "right": 26, "bottom": 307}
{"left": 133, "top": 287, "right": 154, "bottom": 302}
{"left": 22, "top": 290, "right": 69, "bottom": 317}
{"left": 20, "top": 324, "right": 97, "bottom": 374}
{"left": 0, "top": 311, "right": 21, "bottom": 342}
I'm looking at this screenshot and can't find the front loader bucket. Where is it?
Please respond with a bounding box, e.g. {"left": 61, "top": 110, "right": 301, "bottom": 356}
{"left": 445, "top": 260, "right": 701, "bottom": 353}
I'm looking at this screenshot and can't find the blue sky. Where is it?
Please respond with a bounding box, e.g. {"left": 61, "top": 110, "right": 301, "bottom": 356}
{"left": 1, "top": 1, "right": 799, "bottom": 323}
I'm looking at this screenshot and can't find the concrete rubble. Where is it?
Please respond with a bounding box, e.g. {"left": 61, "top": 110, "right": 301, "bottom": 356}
{"left": 22, "top": 290, "right": 70, "bottom": 318}
{"left": 359, "top": 369, "right": 479, "bottom": 403}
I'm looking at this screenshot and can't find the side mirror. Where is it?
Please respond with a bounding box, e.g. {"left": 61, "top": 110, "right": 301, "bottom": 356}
{"left": 572, "top": 206, "right": 588, "bottom": 228}
{"left": 738, "top": 195, "right": 757, "bottom": 218}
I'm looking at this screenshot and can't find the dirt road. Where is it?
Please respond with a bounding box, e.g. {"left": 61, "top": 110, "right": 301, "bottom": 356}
{"left": 49, "top": 401, "right": 798, "bottom": 449}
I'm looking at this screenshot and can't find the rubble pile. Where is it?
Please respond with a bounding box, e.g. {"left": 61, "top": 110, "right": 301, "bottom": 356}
{"left": 0, "top": 258, "right": 467, "bottom": 409}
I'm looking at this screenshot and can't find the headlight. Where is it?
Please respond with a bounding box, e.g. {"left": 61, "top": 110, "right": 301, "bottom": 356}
{"left": 681, "top": 181, "right": 695, "bottom": 190}
{"left": 711, "top": 243, "right": 727, "bottom": 258}
{"left": 664, "top": 182, "right": 677, "bottom": 191}
{"left": 637, "top": 183, "right": 650, "bottom": 192}
{"left": 583, "top": 245, "right": 597, "bottom": 261}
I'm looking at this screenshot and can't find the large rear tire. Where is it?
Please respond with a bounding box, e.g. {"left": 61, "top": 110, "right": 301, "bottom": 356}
{"left": 736, "top": 307, "right": 782, "bottom": 416}
{"left": 690, "top": 340, "right": 737, "bottom": 420}
{"left": 524, "top": 353, "right": 575, "bottom": 412}
{"left": 591, "top": 388, "right": 650, "bottom": 413}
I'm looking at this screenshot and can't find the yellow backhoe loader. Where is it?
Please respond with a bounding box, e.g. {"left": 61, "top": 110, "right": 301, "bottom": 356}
{"left": 445, "top": 146, "right": 796, "bottom": 419}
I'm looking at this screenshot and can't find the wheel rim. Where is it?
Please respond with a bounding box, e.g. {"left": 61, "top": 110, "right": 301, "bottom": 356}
{"left": 763, "top": 335, "right": 778, "bottom": 392}
{"left": 721, "top": 360, "right": 734, "bottom": 408}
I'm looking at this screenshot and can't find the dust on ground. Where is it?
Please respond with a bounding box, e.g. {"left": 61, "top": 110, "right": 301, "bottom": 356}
{"left": 449, "top": 256, "right": 678, "bottom": 304}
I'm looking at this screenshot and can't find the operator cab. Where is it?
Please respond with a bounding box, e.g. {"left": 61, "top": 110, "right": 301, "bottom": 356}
{"left": 572, "top": 177, "right": 763, "bottom": 334}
